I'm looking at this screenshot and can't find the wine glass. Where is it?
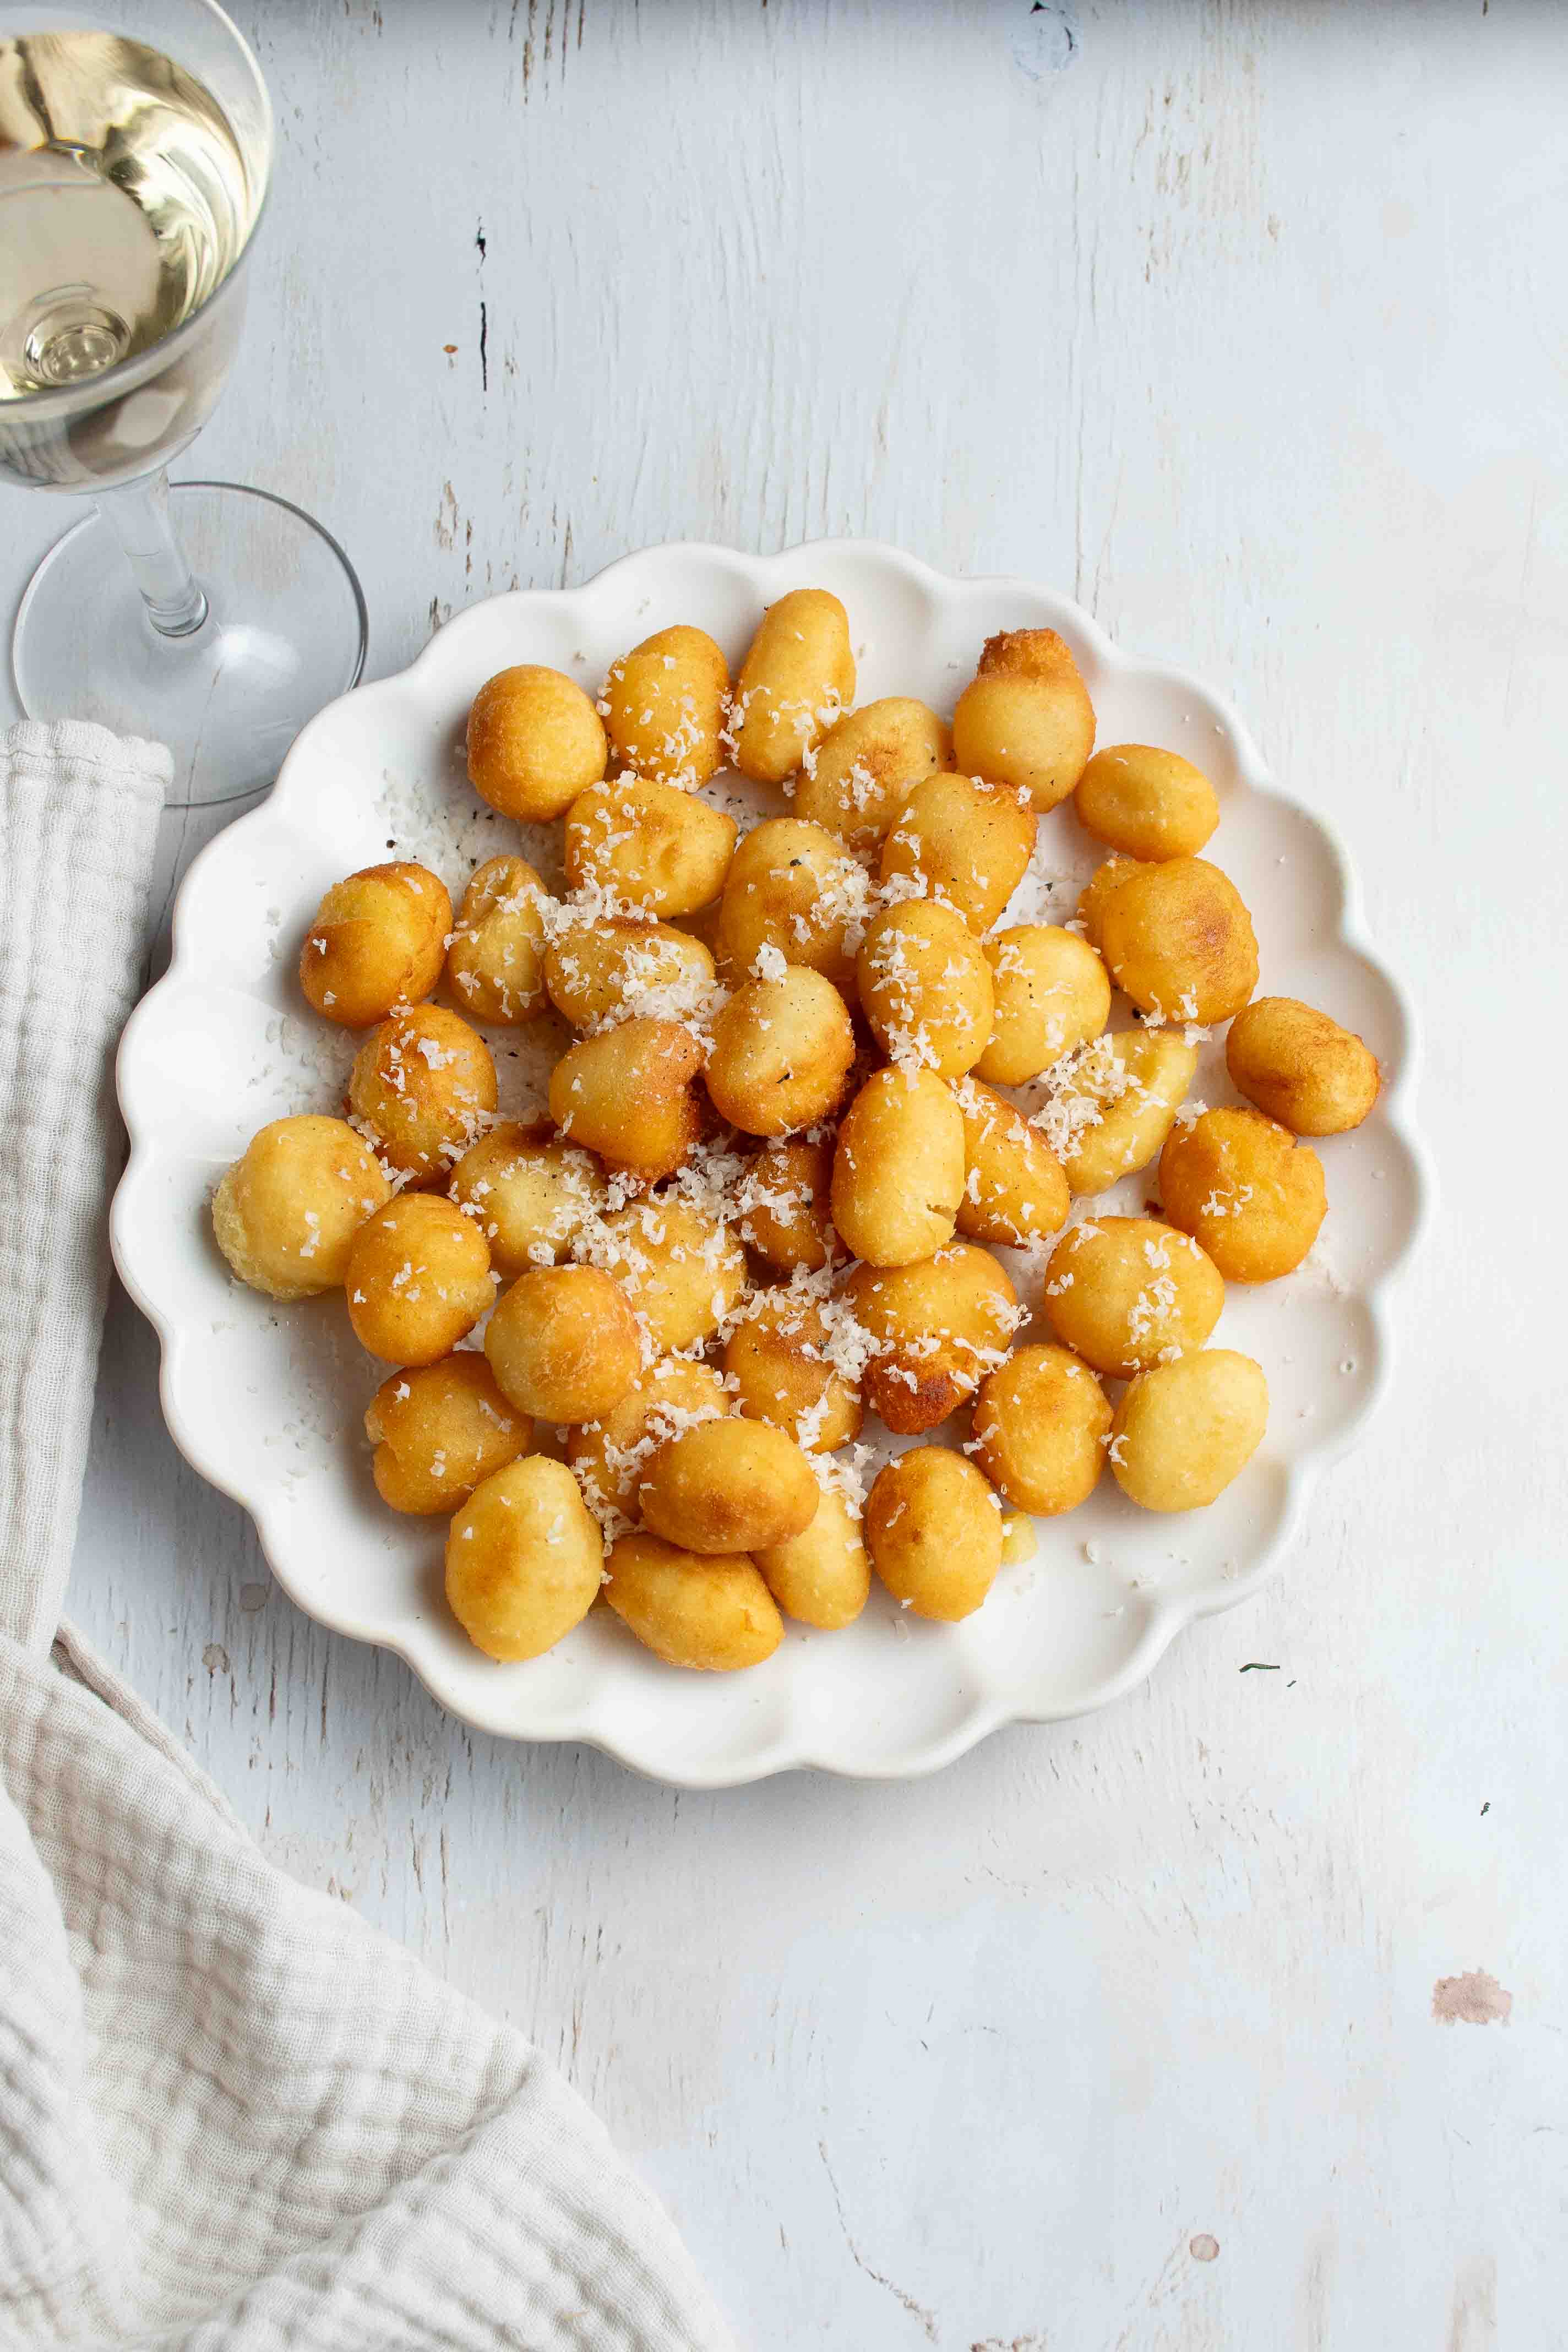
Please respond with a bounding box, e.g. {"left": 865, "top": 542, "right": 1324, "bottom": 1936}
{"left": 0, "top": 2, "right": 366, "bottom": 804}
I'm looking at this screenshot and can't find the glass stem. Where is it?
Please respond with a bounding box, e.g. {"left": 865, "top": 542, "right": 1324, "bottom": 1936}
{"left": 97, "top": 470, "right": 209, "bottom": 637}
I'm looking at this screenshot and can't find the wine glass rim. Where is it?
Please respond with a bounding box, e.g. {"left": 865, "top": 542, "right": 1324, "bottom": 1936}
{"left": 0, "top": 0, "right": 276, "bottom": 424}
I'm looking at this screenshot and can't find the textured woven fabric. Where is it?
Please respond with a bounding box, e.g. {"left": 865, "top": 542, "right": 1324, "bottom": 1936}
{"left": 0, "top": 723, "right": 733, "bottom": 2351}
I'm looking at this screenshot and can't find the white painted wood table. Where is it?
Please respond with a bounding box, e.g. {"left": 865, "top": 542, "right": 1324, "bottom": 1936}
{"left": 5, "top": 4, "right": 1565, "bottom": 2344}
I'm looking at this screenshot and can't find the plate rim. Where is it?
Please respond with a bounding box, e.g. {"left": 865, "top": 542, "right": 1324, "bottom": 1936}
{"left": 110, "top": 536, "right": 1434, "bottom": 1785}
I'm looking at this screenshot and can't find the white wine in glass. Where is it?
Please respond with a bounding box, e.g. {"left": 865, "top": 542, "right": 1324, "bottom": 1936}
{"left": 1, "top": 4, "right": 366, "bottom": 804}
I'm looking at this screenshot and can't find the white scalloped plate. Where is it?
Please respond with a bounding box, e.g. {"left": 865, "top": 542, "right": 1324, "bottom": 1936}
{"left": 111, "top": 541, "right": 1428, "bottom": 1784}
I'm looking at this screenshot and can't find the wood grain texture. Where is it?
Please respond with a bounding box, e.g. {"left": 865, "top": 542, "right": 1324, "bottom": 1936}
{"left": 5, "top": 2, "right": 1567, "bottom": 2344}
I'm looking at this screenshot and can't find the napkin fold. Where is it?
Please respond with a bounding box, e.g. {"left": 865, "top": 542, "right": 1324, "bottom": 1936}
{"left": 0, "top": 722, "right": 732, "bottom": 2351}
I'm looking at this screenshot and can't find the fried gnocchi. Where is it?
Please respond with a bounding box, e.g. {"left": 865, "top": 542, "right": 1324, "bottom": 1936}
{"left": 449, "top": 1121, "right": 606, "bottom": 1276}
{"left": 364, "top": 1354, "right": 530, "bottom": 1515}
{"left": 1049, "top": 1030, "right": 1197, "bottom": 1198}
{"left": 1042, "top": 1214, "right": 1223, "bottom": 1380}
{"left": 1109, "top": 1350, "right": 1268, "bottom": 1511}
{"left": 466, "top": 665, "right": 607, "bottom": 821}
{"left": 831, "top": 1066, "right": 966, "bottom": 1267}
{"left": 445, "top": 1456, "right": 605, "bottom": 1660}
{"left": 796, "top": 697, "right": 950, "bottom": 851}
{"left": 952, "top": 1077, "right": 1070, "bottom": 1248}
{"left": 445, "top": 855, "right": 548, "bottom": 1026}
{"left": 1091, "top": 855, "right": 1259, "bottom": 1024}
{"left": 299, "top": 862, "right": 451, "bottom": 1028}
{"left": 345, "top": 1194, "right": 496, "bottom": 1364}
{"left": 738, "top": 1137, "right": 843, "bottom": 1273}
{"left": 484, "top": 1264, "right": 641, "bottom": 1424}
{"left": 723, "top": 1290, "right": 864, "bottom": 1453}
{"left": 565, "top": 772, "right": 738, "bottom": 917}
{"left": 1225, "top": 997, "right": 1380, "bottom": 1135}
{"left": 865, "top": 1447, "right": 1003, "bottom": 1620}
{"left": 543, "top": 916, "right": 717, "bottom": 1033}
{"left": 600, "top": 624, "right": 729, "bottom": 790}
{"left": 879, "top": 770, "right": 1037, "bottom": 935}
{"left": 213, "top": 1114, "right": 391, "bottom": 1299}
{"left": 846, "top": 1242, "right": 1019, "bottom": 1436}
{"left": 732, "top": 588, "right": 856, "bottom": 784}
{"left": 753, "top": 1484, "right": 870, "bottom": 1630}
{"left": 1074, "top": 744, "right": 1219, "bottom": 861}
{"left": 590, "top": 1199, "right": 747, "bottom": 1354}
{"left": 567, "top": 1355, "right": 729, "bottom": 1525}
{"left": 705, "top": 966, "right": 857, "bottom": 1136}
{"left": 347, "top": 1005, "right": 498, "bottom": 1184}
{"left": 715, "top": 817, "right": 869, "bottom": 1003}
{"left": 639, "top": 1418, "right": 821, "bottom": 1554}
{"left": 1158, "top": 1106, "right": 1327, "bottom": 1283}
{"left": 549, "top": 1017, "right": 705, "bottom": 1178}
{"left": 603, "top": 1532, "right": 783, "bottom": 1671}
{"left": 976, "top": 923, "right": 1112, "bottom": 1086}
{"left": 970, "top": 1343, "right": 1110, "bottom": 1517}
{"left": 856, "top": 900, "right": 994, "bottom": 1081}
{"left": 951, "top": 627, "right": 1096, "bottom": 811}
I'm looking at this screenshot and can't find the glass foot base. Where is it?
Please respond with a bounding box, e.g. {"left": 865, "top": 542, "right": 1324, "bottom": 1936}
{"left": 13, "top": 481, "right": 367, "bottom": 808}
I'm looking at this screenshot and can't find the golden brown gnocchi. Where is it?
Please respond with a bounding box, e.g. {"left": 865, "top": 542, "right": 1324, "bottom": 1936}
{"left": 1042, "top": 1214, "right": 1223, "bottom": 1380}
{"left": 705, "top": 966, "right": 857, "bottom": 1136}
{"left": 1225, "top": 997, "right": 1380, "bottom": 1136}
{"left": 830, "top": 1066, "right": 966, "bottom": 1267}
{"left": 567, "top": 1355, "right": 729, "bottom": 1526}
{"left": 1092, "top": 856, "right": 1259, "bottom": 1024}
{"left": 565, "top": 773, "right": 738, "bottom": 918}
{"left": 449, "top": 1121, "right": 606, "bottom": 1277}
{"left": 603, "top": 1532, "right": 783, "bottom": 1670}
{"left": 347, "top": 1005, "right": 498, "bottom": 1184}
{"left": 445, "top": 855, "right": 548, "bottom": 1026}
{"left": 543, "top": 916, "right": 717, "bottom": 1033}
{"left": 364, "top": 1354, "right": 530, "bottom": 1515}
{"left": 445, "top": 1456, "right": 605, "bottom": 1659}
{"left": 599, "top": 624, "right": 729, "bottom": 790}
{"left": 466, "top": 665, "right": 607, "bottom": 822}
{"left": 1074, "top": 744, "right": 1219, "bottom": 861}
{"left": 975, "top": 923, "right": 1112, "bottom": 1087}
{"left": 590, "top": 1200, "right": 747, "bottom": 1354}
{"left": 1109, "top": 1350, "right": 1268, "bottom": 1511}
{"left": 299, "top": 862, "right": 451, "bottom": 1028}
{"left": 846, "top": 1243, "right": 1019, "bottom": 1435}
{"left": 722, "top": 1290, "right": 863, "bottom": 1453}
{"left": 1048, "top": 1030, "right": 1197, "bottom": 1199}
{"left": 865, "top": 1447, "right": 1004, "bottom": 1620}
{"left": 1158, "top": 1107, "right": 1326, "bottom": 1282}
{"left": 639, "top": 1418, "right": 820, "bottom": 1554}
{"left": 548, "top": 1017, "right": 705, "bottom": 1179}
{"left": 715, "top": 817, "right": 869, "bottom": 1003}
{"left": 731, "top": 588, "right": 856, "bottom": 784}
{"left": 952, "top": 1077, "right": 1070, "bottom": 1248}
{"left": 753, "top": 1484, "right": 870, "bottom": 1630}
{"left": 951, "top": 627, "right": 1096, "bottom": 811}
{"left": 213, "top": 1115, "right": 390, "bottom": 1299}
{"left": 856, "top": 900, "right": 994, "bottom": 1080}
{"left": 738, "top": 1137, "right": 843, "bottom": 1273}
{"left": 484, "top": 1264, "right": 641, "bottom": 1424}
{"left": 878, "top": 770, "right": 1037, "bottom": 934}
{"left": 970, "top": 1343, "right": 1109, "bottom": 1516}
{"left": 795, "top": 697, "right": 950, "bottom": 851}
{"left": 345, "top": 1194, "right": 496, "bottom": 1364}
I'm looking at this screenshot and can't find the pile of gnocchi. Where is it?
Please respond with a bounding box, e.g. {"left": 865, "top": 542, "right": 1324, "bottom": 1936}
{"left": 211, "top": 587, "right": 1381, "bottom": 1674}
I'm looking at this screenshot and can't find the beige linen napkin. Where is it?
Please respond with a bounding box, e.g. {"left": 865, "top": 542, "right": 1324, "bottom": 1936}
{"left": 0, "top": 721, "right": 733, "bottom": 2351}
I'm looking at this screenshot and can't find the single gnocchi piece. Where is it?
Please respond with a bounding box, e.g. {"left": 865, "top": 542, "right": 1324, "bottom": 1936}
{"left": 1042, "top": 1214, "right": 1222, "bottom": 1380}
{"left": 1158, "top": 1107, "right": 1326, "bottom": 1282}
{"left": 951, "top": 628, "right": 1096, "bottom": 812}
{"left": 212, "top": 1115, "right": 390, "bottom": 1300}
{"left": 364, "top": 1354, "right": 531, "bottom": 1515}
{"left": 590, "top": 1199, "right": 747, "bottom": 1354}
{"left": 347, "top": 1005, "right": 498, "bottom": 1184}
{"left": 1075, "top": 744, "right": 1219, "bottom": 861}
{"left": 345, "top": 1194, "right": 496, "bottom": 1364}
{"left": 445, "top": 1456, "right": 605, "bottom": 1660}
{"left": 722, "top": 1290, "right": 864, "bottom": 1453}
{"left": 753, "top": 1484, "right": 870, "bottom": 1630}
{"left": 449, "top": 1121, "right": 606, "bottom": 1277}
{"left": 298, "top": 862, "right": 451, "bottom": 1028}
{"left": 830, "top": 1066, "right": 966, "bottom": 1268}
{"left": 1075, "top": 855, "right": 1145, "bottom": 951}
{"left": 878, "top": 771, "right": 1037, "bottom": 935}
{"left": 705, "top": 966, "right": 857, "bottom": 1136}
{"left": 846, "top": 1242, "right": 1020, "bottom": 1435}
{"left": 795, "top": 697, "right": 951, "bottom": 852}
{"left": 466, "top": 665, "right": 607, "bottom": 821}
{"left": 599, "top": 624, "right": 730, "bottom": 791}
{"left": 738, "top": 1137, "right": 843, "bottom": 1273}
{"left": 445, "top": 855, "right": 548, "bottom": 1026}
{"left": 731, "top": 589, "right": 856, "bottom": 784}
{"left": 976, "top": 923, "right": 1112, "bottom": 1086}
{"left": 1225, "top": 997, "right": 1381, "bottom": 1136}
{"left": 548, "top": 1017, "right": 705, "bottom": 1179}
{"left": 856, "top": 900, "right": 994, "bottom": 1080}
{"left": 1109, "top": 1349, "right": 1269, "bottom": 1511}
{"left": 603, "top": 1532, "right": 783, "bottom": 1671}
{"left": 715, "top": 818, "right": 870, "bottom": 1004}
{"left": 567, "top": 1355, "right": 729, "bottom": 1527}
{"left": 543, "top": 916, "right": 717, "bottom": 1033}
{"left": 1092, "top": 856, "right": 1259, "bottom": 1024}
{"left": 484, "top": 1264, "right": 641, "bottom": 1424}
{"left": 639, "top": 1418, "right": 820, "bottom": 1554}
{"left": 1045, "top": 1030, "right": 1197, "bottom": 1198}
{"left": 970, "top": 1343, "right": 1110, "bottom": 1516}
{"left": 865, "top": 1447, "right": 1004, "bottom": 1621}
{"left": 952, "top": 1076, "right": 1070, "bottom": 1248}
{"left": 564, "top": 773, "right": 738, "bottom": 918}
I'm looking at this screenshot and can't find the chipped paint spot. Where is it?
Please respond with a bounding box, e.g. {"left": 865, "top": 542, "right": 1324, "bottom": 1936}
{"left": 1190, "top": 2233, "right": 1219, "bottom": 2262}
{"left": 202, "top": 1641, "right": 230, "bottom": 1675}
{"left": 434, "top": 481, "right": 458, "bottom": 551}
{"left": 1432, "top": 1969, "right": 1512, "bottom": 2026}
{"left": 238, "top": 1582, "right": 268, "bottom": 1613}
{"left": 1011, "top": 2, "right": 1080, "bottom": 81}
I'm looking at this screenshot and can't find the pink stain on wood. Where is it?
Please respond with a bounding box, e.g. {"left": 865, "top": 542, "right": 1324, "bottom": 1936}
{"left": 1432, "top": 1969, "right": 1513, "bottom": 2025}
{"left": 1190, "top": 2234, "right": 1220, "bottom": 2262}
